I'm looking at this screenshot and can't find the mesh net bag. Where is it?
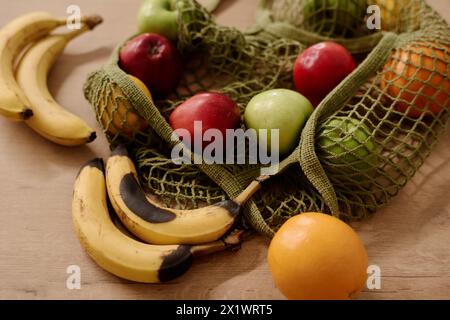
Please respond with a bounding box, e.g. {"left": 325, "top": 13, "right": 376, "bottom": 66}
{"left": 84, "top": 0, "right": 449, "bottom": 238}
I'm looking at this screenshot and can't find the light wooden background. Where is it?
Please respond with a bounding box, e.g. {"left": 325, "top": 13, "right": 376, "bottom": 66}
{"left": 0, "top": 0, "right": 449, "bottom": 300}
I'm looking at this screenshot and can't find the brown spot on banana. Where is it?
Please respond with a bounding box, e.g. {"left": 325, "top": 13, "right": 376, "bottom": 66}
{"left": 119, "top": 173, "right": 177, "bottom": 223}
{"left": 158, "top": 245, "right": 193, "bottom": 282}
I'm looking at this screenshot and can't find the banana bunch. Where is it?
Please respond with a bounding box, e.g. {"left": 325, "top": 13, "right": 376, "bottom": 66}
{"left": 0, "top": 12, "right": 102, "bottom": 146}
{"left": 73, "top": 156, "right": 244, "bottom": 283}
{"left": 73, "top": 145, "right": 266, "bottom": 283}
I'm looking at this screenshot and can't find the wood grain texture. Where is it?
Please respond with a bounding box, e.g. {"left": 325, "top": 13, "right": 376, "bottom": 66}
{"left": 0, "top": 0, "right": 449, "bottom": 300}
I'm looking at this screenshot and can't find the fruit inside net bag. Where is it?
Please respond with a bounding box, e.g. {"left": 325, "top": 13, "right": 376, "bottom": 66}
{"left": 84, "top": 0, "right": 450, "bottom": 237}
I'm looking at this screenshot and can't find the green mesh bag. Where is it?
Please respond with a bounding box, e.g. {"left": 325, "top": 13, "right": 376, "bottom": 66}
{"left": 83, "top": 0, "right": 449, "bottom": 238}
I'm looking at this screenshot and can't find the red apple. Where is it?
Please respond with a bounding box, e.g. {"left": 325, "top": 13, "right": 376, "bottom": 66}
{"left": 293, "top": 42, "right": 356, "bottom": 107}
{"left": 169, "top": 92, "right": 241, "bottom": 149}
{"left": 119, "top": 33, "right": 183, "bottom": 98}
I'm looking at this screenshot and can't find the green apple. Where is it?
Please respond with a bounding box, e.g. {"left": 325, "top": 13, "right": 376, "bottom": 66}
{"left": 137, "top": 0, "right": 179, "bottom": 41}
{"left": 303, "top": 0, "right": 367, "bottom": 36}
{"left": 245, "top": 89, "right": 313, "bottom": 156}
{"left": 317, "top": 117, "right": 377, "bottom": 171}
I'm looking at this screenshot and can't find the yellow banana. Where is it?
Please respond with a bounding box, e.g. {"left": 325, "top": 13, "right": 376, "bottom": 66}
{"left": 0, "top": 12, "right": 68, "bottom": 120}
{"left": 16, "top": 16, "right": 102, "bottom": 146}
{"left": 105, "top": 145, "right": 262, "bottom": 245}
{"left": 73, "top": 158, "right": 242, "bottom": 283}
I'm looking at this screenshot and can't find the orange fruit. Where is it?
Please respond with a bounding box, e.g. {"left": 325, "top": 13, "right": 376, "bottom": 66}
{"left": 100, "top": 75, "right": 152, "bottom": 137}
{"left": 380, "top": 41, "right": 450, "bottom": 118}
{"left": 373, "top": 0, "right": 420, "bottom": 31}
{"left": 374, "top": 0, "right": 400, "bottom": 31}
{"left": 267, "top": 212, "right": 368, "bottom": 300}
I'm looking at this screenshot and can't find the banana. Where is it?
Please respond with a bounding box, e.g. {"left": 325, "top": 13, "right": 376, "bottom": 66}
{"left": 16, "top": 16, "right": 103, "bottom": 146}
{"left": 105, "top": 145, "right": 262, "bottom": 245}
{"left": 0, "top": 12, "right": 67, "bottom": 120}
{"left": 73, "top": 158, "right": 242, "bottom": 283}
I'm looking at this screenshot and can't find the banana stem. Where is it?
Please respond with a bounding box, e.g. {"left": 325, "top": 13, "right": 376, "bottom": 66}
{"left": 233, "top": 175, "right": 270, "bottom": 205}
{"left": 80, "top": 15, "right": 103, "bottom": 30}
{"left": 190, "top": 230, "right": 244, "bottom": 257}
{"left": 190, "top": 241, "right": 228, "bottom": 257}
{"left": 63, "top": 15, "right": 103, "bottom": 41}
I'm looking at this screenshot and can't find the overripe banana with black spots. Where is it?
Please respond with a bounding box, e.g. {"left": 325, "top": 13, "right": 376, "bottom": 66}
{"left": 16, "top": 16, "right": 102, "bottom": 146}
{"left": 0, "top": 12, "right": 67, "bottom": 120}
{"left": 106, "top": 145, "right": 263, "bottom": 245}
{"left": 73, "top": 158, "right": 242, "bottom": 283}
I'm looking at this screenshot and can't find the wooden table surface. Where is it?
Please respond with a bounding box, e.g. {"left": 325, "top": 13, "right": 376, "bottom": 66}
{"left": 0, "top": 0, "right": 449, "bottom": 300}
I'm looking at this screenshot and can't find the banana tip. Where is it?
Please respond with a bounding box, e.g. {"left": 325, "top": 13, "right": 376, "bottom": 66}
{"left": 21, "top": 108, "right": 33, "bottom": 120}
{"left": 85, "top": 15, "right": 103, "bottom": 30}
{"left": 88, "top": 131, "right": 97, "bottom": 143}
{"left": 111, "top": 144, "right": 129, "bottom": 156}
